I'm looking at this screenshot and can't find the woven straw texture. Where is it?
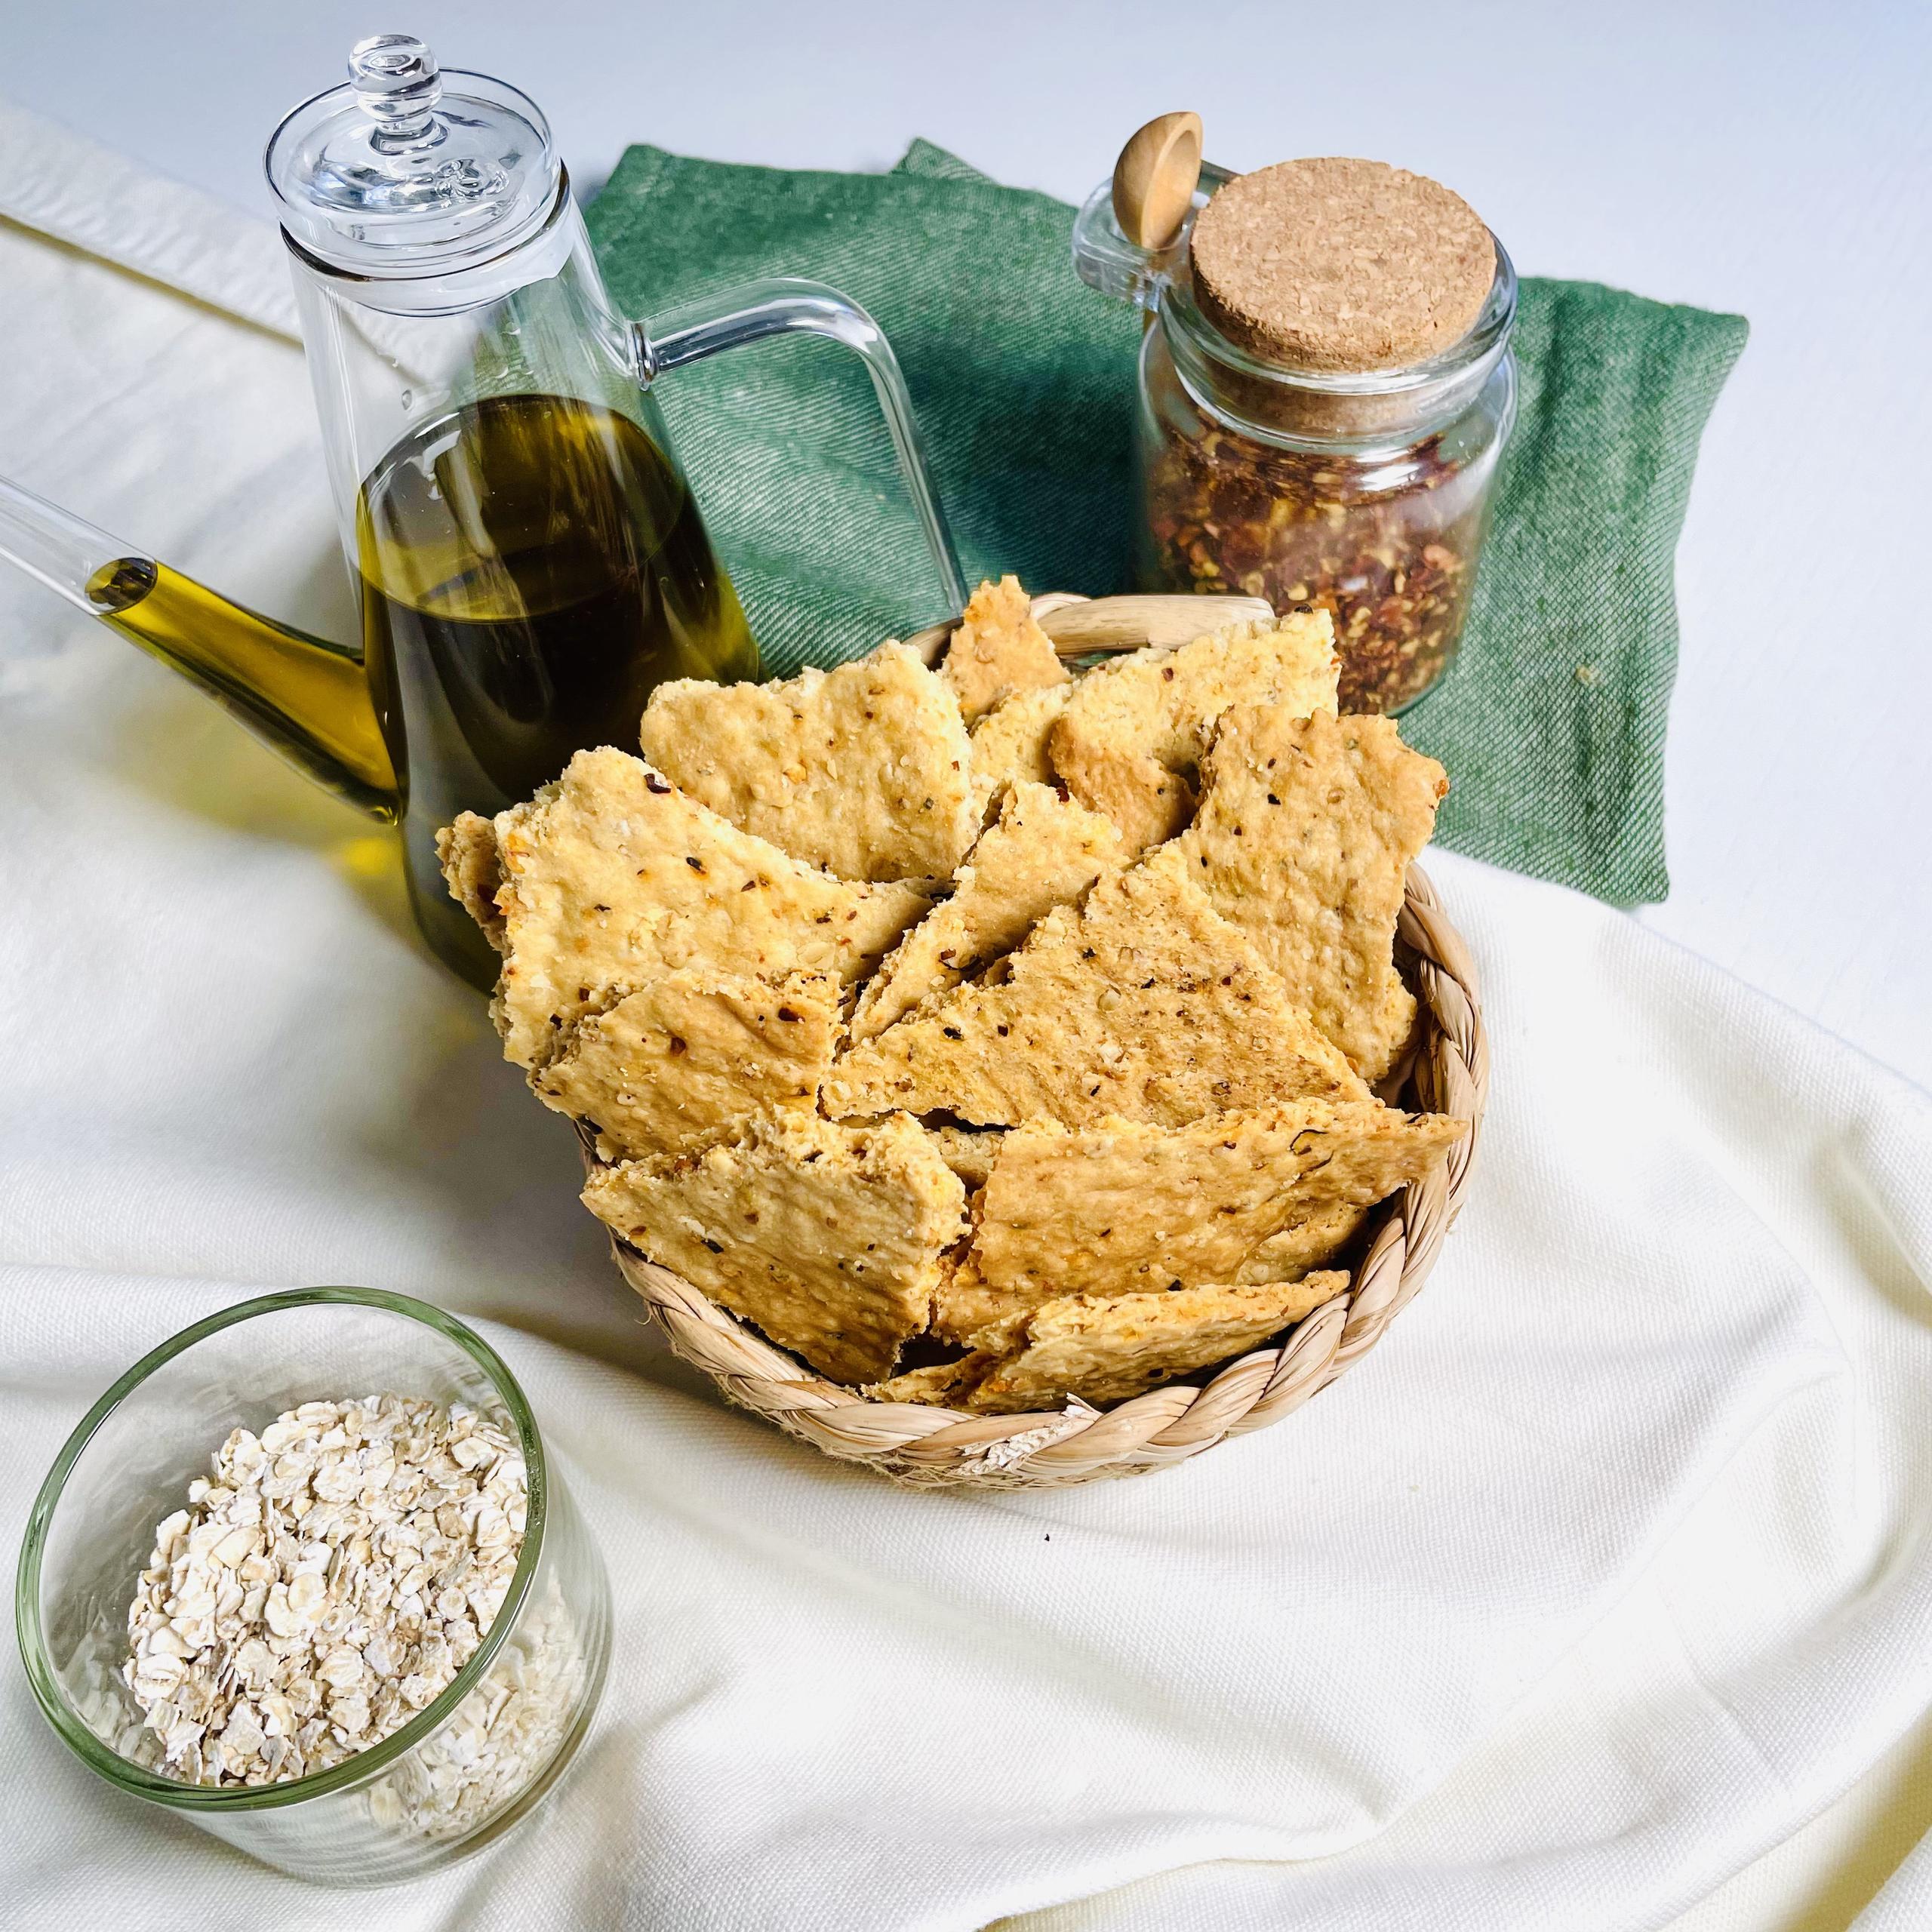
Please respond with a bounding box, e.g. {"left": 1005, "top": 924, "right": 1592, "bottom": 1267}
{"left": 598, "top": 861, "right": 1486, "bottom": 1490}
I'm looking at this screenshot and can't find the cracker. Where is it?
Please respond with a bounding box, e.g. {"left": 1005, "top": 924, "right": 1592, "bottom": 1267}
{"left": 825, "top": 1117, "right": 1008, "bottom": 1189}
{"left": 939, "top": 576, "right": 1069, "bottom": 723}
{"left": 932, "top": 1254, "right": 1029, "bottom": 1349}
{"left": 638, "top": 642, "right": 975, "bottom": 881}
{"left": 919, "top": 1122, "right": 1005, "bottom": 1192}
{"left": 436, "top": 811, "right": 506, "bottom": 950}
{"left": 581, "top": 1112, "right": 967, "bottom": 1386}
{"left": 864, "top": 1355, "right": 996, "bottom": 1407}
{"left": 1174, "top": 705, "right": 1447, "bottom": 1080}
{"left": 966, "top": 681, "right": 1072, "bottom": 821}
{"left": 532, "top": 969, "right": 839, "bottom": 1161}
{"left": 1231, "top": 1202, "right": 1371, "bottom": 1283}
{"left": 960, "top": 1099, "right": 1463, "bottom": 1320}
{"left": 965, "top": 1275, "right": 1348, "bottom": 1413}
{"left": 849, "top": 781, "right": 1125, "bottom": 1044}
{"left": 931, "top": 1203, "right": 1363, "bottom": 1346}
{"left": 478, "top": 748, "right": 931, "bottom": 1069}
{"left": 824, "top": 854, "right": 1367, "bottom": 1128}
{"left": 1046, "top": 611, "right": 1340, "bottom": 853}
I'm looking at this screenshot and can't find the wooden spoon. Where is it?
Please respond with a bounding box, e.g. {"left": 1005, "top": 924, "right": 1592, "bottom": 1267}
{"left": 903, "top": 592, "right": 1273, "bottom": 666}
{"left": 1111, "top": 112, "right": 1204, "bottom": 251}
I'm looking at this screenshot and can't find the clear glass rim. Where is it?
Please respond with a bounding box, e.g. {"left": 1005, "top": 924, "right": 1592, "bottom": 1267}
{"left": 279, "top": 168, "right": 574, "bottom": 296}
{"left": 14, "top": 1286, "right": 549, "bottom": 1811}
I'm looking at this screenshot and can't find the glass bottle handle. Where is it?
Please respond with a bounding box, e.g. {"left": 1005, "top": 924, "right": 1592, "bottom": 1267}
{"left": 633, "top": 277, "right": 968, "bottom": 620}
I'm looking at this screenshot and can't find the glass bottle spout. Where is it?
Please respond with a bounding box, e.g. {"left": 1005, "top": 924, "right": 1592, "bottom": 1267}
{"left": 0, "top": 475, "right": 398, "bottom": 819}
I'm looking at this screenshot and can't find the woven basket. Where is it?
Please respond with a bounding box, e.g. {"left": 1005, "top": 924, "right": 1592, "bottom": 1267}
{"left": 597, "top": 593, "right": 1490, "bottom": 1487}
{"left": 601, "top": 863, "right": 1484, "bottom": 1489}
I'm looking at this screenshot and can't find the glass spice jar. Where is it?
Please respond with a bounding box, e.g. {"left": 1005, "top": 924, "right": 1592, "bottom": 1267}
{"left": 1075, "top": 159, "right": 1518, "bottom": 715}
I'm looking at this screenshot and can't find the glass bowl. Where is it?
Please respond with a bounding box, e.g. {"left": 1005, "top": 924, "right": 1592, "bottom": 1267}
{"left": 14, "top": 1287, "right": 611, "bottom": 1884}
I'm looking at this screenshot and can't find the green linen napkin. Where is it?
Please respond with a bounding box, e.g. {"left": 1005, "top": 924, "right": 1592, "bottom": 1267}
{"left": 587, "top": 143, "right": 1746, "bottom": 903}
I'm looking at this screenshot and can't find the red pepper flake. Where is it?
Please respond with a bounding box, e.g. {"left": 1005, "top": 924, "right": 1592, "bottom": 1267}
{"left": 1140, "top": 365, "right": 1497, "bottom": 713}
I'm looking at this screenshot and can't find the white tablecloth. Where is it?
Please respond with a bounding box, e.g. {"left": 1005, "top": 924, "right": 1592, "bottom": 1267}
{"left": 2, "top": 102, "right": 1930, "bottom": 1932}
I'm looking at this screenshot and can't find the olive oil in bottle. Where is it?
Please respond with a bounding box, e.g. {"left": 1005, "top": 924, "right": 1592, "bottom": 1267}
{"left": 84, "top": 556, "right": 398, "bottom": 818}
{"left": 355, "top": 392, "right": 759, "bottom": 988}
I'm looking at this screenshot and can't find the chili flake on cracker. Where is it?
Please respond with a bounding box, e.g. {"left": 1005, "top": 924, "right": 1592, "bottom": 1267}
{"left": 824, "top": 856, "right": 1367, "bottom": 1129}
{"left": 581, "top": 1112, "right": 965, "bottom": 1385}
{"left": 640, "top": 642, "right": 975, "bottom": 881}
{"left": 939, "top": 574, "right": 1069, "bottom": 723}
{"left": 1173, "top": 704, "right": 1447, "bottom": 1081}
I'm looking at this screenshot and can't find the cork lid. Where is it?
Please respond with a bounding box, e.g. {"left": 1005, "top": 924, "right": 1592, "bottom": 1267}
{"left": 1189, "top": 157, "right": 1495, "bottom": 374}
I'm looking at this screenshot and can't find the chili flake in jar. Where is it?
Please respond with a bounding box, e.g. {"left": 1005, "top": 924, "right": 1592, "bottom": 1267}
{"left": 1136, "top": 340, "right": 1509, "bottom": 713}
{"left": 1076, "top": 152, "right": 1518, "bottom": 715}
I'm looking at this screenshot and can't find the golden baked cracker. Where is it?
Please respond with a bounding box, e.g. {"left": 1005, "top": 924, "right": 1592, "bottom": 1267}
{"left": 864, "top": 1355, "right": 996, "bottom": 1407}
{"left": 581, "top": 1112, "right": 967, "bottom": 1386}
{"left": 1046, "top": 611, "right": 1340, "bottom": 853}
{"left": 531, "top": 968, "right": 838, "bottom": 1161}
{"left": 481, "top": 748, "right": 931, "bottom": 1070}
{"left": 1174, "top": 704, "right": 1448, "bottom": 1081}
{"left": 962, "top": 1100, "right": 1463, "bottom": 1316}
{"left": 823, "top": 855, "right": 1367, "bottom": 1128}
{"left": 849, "top": 781, "right": 1126, "bottom": 1044}
{"left": 1232, "top": 1202, "right": 1371, "bottom": 1283}
{"left": 931, "top": 1254, "right": 1026, "bottom": 1349}
{"left": 437, "top": 811, "right": 506, "bottom": 950}
{"left": 1051, "top": 734, "right": 1196, "bottom": 860}
{"left": 920, "top": 1122, "right": 1004, "bottom": 1192}
{"left": 638, "top": 642, "right": 975, "bottom": 881}
{"left": 931, "top": 1197, "right": 1366, "bottom": 1347}
{"left": 939, "top": 576, "right": 1069, "bottom": 723}
{"left": 966, "top": 1275, "right": 1348, "bottom": 1413}
{"left": 966, "top": 681, "right": 1072, "bottom": 821}
{"left": 823, "top": 1117, "right": 1007, "bottom": 1189}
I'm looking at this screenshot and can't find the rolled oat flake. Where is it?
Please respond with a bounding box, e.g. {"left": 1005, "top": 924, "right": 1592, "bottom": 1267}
{"left": 122, "top": 1393, "right": 529, "bottom": 1788}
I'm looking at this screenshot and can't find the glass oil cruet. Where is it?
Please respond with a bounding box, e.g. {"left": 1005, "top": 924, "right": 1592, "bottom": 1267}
{"left": 0, "top": 35, "right": 965, "bottom": 988}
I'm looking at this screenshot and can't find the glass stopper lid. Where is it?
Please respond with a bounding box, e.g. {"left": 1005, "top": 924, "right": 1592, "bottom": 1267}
{"left": 265, "top": 35, "right": 560, "bottom": 275}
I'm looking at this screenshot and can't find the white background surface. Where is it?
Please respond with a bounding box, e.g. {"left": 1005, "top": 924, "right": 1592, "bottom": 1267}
{"left": 2, "top": 5, "right": 1930, "bottom": 1928}
{"left": 7, "top": 0, "right": 1930, "bottom": 1091}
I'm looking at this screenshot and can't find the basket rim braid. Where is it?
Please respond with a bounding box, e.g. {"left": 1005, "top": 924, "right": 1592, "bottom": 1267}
{"left": 599, "top": 859, "right": 1486, "bottom": 1490}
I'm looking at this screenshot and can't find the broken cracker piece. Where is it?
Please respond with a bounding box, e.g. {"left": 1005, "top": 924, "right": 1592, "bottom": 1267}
{"left": 823, "top": 1116, "right": 1007, "bottom": 1190}
{"left": 965, "top": 1275, "right": 1349, "bottom": 1413}
{"left": 639, "top": 642, "right": 975, "bottom": 881}
{"left": 582, "top": 1112, "right": 966, "bottom": 1386}
{"left": 1232, "top": 1202, "right": 1372, "bottom": 1284}
{"left": 918, "top": 1121, "right": 1005, "bottom": 1193}
{"left": 849, "top": 780, "right": 1125, "bottom": 1043}
{"left": 532, "top": 968, "right": 838, "bottom": 1161}
{"left": 932, "top": 1253, "right": 1030, "bottom": 1350}
{"left": 824, "top": 855, "right": 1367, "bottom": 1129}
{"left": 939, "top": 575, "right": 1069, "bottom": 724}
{"left": 1174, "top": 704, "right": 1447, "bottom": 1081}
{"left": 865, "top": 1355, "right": 996, "bottom": 1408}
{"left": 437, "top": 811, "right": 506, "bottom": 950}
{"left": 966, "top": 681, "right": 1072, "bottom": 822}
{"left": 961, "top": 1099, "right": 1463, "bottom": 1322}
{"left": 1047, "top": 611, "right": 1340, "bottom": 853}
{"left": 472, "top": 748, "right": 931, "bottom": 1070}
